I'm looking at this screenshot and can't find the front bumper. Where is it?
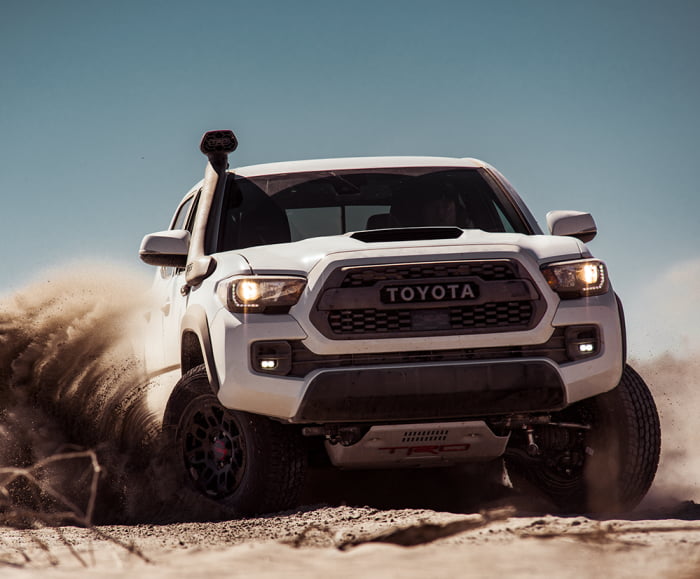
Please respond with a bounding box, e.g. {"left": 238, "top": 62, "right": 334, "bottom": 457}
{"left": 209, "top": 249, "right": 624, "bottom": 422}
{"left": 210, "top": 290, "right": 623, "bottom": 422}
{"left": 294, "top": 359, "right": 565, "bottom": 422}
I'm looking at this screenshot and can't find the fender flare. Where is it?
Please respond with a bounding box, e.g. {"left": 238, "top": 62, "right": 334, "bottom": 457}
{"left": 180, "top": 304, "right": 220, "bottom": 393}
{"left": 615, "top": 292, "right": 627, "bottom": 366}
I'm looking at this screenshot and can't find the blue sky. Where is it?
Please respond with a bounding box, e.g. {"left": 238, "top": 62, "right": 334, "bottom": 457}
{"left": 1, "top": 0, "right": 699, "bottom": 358}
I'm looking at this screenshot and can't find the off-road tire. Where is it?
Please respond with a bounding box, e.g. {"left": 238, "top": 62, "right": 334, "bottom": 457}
{"left": 506, "top": 364, "right": 660, "bottom": 513}
{"left": 164, "top": 365, "right": 307, "bottom": 516}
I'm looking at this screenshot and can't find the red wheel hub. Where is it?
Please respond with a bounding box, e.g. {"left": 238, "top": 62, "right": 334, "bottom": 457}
{"left": 212, "top": 437, "right": 231, "bottom": 461}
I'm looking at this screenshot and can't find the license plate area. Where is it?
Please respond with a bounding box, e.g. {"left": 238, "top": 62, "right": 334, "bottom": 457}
{"left": 411, "top": 309, "right": 451, "bottom": 331}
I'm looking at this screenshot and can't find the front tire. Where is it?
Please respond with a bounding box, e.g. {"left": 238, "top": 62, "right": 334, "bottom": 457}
{"left": 165, "top": 365, "right": 307, "bottom": 516}
{"left": 505, "top": 365, "right": 660, "bottom": 513}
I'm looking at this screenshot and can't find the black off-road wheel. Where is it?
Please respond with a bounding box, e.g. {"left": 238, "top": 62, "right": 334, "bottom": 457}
{"left": 505, "top": 365, "right": 660, "bottom": 513}
{"left": 164, "top": 365, "right": 307, "bottom": 516}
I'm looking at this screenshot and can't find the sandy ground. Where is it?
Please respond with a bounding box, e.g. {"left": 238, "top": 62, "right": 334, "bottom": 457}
{"left": 2, "top": 502, "right": 700, "bottom": 578}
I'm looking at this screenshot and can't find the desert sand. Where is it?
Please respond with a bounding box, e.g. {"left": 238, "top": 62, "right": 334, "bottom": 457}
{"left": 2, "top": 501, "right": 700, "bottom": 578}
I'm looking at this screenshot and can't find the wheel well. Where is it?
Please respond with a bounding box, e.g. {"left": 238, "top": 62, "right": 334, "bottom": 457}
{"left": 181, "top": 331, "right": 205, "bottom": 374}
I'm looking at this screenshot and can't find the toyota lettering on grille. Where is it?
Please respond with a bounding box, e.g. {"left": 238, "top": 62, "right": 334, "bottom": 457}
{"left": 380, "top": 282, "right": 480, "bottom": 304}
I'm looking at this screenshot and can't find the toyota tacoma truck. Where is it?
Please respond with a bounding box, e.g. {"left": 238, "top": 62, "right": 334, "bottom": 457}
{"left": 139, "top": 130, "right": 660, "bottom": 515}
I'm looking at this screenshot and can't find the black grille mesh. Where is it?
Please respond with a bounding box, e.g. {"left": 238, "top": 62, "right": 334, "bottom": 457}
{"left": 329, "top": 309, "right": 412, "bottom": 333}
{"left": 341, "top": 261, "right": 516, "bottom": 288}
{"left": 449, "top": 301, "right": 533, "bottom": 328}
{"left": 328, "top": 301, "right": 533, "bottom": 334}
{"left": 314, "top": 259, "right": 542, "bottom": 339}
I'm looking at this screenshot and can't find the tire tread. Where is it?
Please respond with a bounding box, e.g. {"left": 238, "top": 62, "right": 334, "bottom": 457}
{"left": 167, "top": 365, "right": 307, "bottom": 516}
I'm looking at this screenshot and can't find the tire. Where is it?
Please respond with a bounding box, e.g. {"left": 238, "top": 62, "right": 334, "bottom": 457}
{"left": 505, "top": 364, "right": 660, "bottom": 513}
{"left": 164, "top": 365, "right": 307, "bottom": 516}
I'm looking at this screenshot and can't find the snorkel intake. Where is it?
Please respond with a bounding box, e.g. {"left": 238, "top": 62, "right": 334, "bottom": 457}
{"left": 185, "top": 130, "right": 238, "bottom": 287}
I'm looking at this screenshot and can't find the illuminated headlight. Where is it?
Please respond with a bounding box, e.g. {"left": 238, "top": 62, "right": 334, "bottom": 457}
{"left": 217, "top": 276, "right": 307, "bottom": 313}
{"left": 541, "top": 259, "right": 609, "bottom": 299}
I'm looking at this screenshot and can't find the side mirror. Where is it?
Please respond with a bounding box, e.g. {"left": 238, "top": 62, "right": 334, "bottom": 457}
{"left": 546, "top": 210, "right": 597, "bottom": 243}
{"left": 139, "top": 229, "right": 190, "bottom": 267}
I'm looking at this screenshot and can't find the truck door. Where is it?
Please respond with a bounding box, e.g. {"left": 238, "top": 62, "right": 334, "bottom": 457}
{"left": 144, "top": 191, "right": 199, "bottom": 374}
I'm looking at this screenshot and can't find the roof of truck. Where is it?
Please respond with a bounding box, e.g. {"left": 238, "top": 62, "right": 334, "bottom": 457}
{"left": 231, "top": 156, "right": 489, "bottom": 177}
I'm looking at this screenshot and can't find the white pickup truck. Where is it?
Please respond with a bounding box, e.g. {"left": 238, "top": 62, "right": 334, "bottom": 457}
{"left": 139, "top": 130, "right": 660, "bottom": 515}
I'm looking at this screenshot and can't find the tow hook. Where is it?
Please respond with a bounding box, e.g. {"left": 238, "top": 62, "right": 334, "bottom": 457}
{"left": 302, "top": 425, "right": 364, "bottom": 446}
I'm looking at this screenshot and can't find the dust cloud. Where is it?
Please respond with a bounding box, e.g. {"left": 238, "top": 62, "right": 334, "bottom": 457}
{"left": 624, "top": 257, "right": 700, "bottom": 508}
{"left": 0, "top": 264, "right": 182, "bottom": 523}
{"left": 635, "top": 355, "right": 700, "bottom": 507}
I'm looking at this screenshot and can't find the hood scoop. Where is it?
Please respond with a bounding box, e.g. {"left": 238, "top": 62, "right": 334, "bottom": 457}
{"left": 351, "top": 227, "right": 464, "bottom": 243}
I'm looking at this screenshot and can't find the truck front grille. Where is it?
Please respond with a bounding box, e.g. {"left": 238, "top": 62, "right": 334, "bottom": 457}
{"left": 340, "top": 261, "right": 517, "bottom": 287}
{"left": 328, "top": 301, "right": 534, "bottom": 335}
{"left": 311, "top": 259, "right": 544, "bottom": 339}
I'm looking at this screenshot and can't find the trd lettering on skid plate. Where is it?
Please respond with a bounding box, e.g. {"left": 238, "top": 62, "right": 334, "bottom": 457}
{"left": 378, "top": 444, "right": 472, "bottom": 456}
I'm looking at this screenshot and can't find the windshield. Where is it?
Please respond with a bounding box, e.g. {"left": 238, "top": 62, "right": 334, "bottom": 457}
{"left": 216, "top": 167, "right": 530, "bottom": 251}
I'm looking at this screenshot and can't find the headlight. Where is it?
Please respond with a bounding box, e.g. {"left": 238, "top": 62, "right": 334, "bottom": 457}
{"left": 541, "top": 259, "right": 609, "bottom": 299}
{"left": 217, "top": 276, "right": 307, "bottom": 313}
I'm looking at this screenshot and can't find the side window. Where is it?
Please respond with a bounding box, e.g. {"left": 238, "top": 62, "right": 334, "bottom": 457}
{"left": 171, "top": 194, "right": 196, "bottom": 230}
{"left": 162, "top": 192, "right": 199, "bottom": 278}
{"left": 183, "top": 194, "right": 200, "bottom": 233}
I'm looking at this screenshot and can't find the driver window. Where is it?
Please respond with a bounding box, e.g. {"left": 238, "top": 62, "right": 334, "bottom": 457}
{"left": 171, "top": 194, "right": 196, "bottom": 231}
{"left": 162, "top": 192, "right": 199, "bottom": 278}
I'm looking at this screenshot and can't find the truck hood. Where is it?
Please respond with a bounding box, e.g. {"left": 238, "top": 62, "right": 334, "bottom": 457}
{"left": 212, "top": 230, "right": 589, "bottom": 278}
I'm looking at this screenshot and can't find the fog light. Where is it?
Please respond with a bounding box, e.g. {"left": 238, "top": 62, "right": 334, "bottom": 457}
{"left": 251, "top": 341, "right": 292, "bottom": 375}
{"left": 564, "top": 326, "right": 600, "bottom": 360}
